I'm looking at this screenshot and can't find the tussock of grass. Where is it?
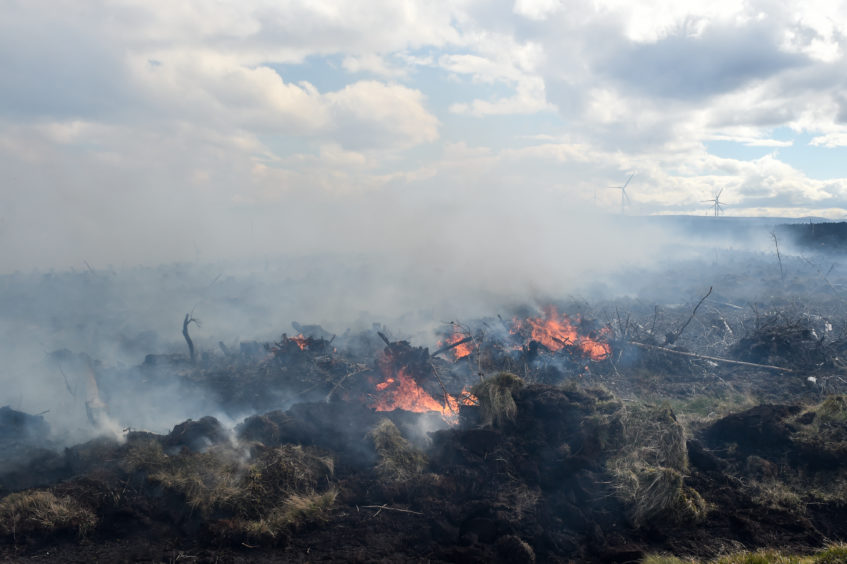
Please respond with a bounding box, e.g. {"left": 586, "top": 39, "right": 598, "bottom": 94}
{"left": 368, "top": 419, "right": 426, "bottom": 482}
{"left": 749, "top": 479, "right": 804, "bottom": 512}
{"left": 607, "top": 404, "right": 707, "bottom": 527}
{"left": 121, "top": 438, "right": 336, "bottom": 542}
{"left": 641, "top": 544, "right": 847, "bottom": 564}
{"left": 813, "top": 543, "right": 847, "bottom": 563}
{"left": 240, "top": 488, "right": 338, "bottom": 540}
{"left": 472, "top": 372, "right": 524, "bottom": 427}
{"left": 793, "top": 395, "right": 847, "bottom": 446}
{"left": 124, "top": 440, "right": 244, "bottom": 515}
{"left": 0, "top": 490, "right": 97, "bottom": 539}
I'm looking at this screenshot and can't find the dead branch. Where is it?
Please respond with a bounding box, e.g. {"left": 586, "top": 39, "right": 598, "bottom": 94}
{"left": 430, "top": 336, "right": 474, "bottom": 358}
{"left": 183, "top": 313, "right": 200, "bottom": 364}
{"left": 667, "top": 286, "right": 712, "bottom": 344}
{"left": 325, "top": 365, "right": 370, "bottom": 402}
{"left": 377, "top": 331, "right": 391, "bottom": 346}
{"left": 801, "top": 255, "right": 844, "bottom": 300}
{"left": 771, "top": 231, "right": 785, "bottom": 282}
{"left": 628, "top": 341, "right": 793, "bottom": 373}
{"left": 361, "top": 504, "right": 423, "bottom": 516}
{"left": 429, "top": 361, "right": 455, "bottom": 415}
{"left": 58, "top": 364, "right": 76, "bottom": 398}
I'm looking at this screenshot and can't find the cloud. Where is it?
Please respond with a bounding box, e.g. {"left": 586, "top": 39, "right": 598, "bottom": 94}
{"left": 3, "top": 0, "right": 847, "bottom": 274}
{"left": 449, "top": 76, "right": 554, "bottom": 115}
{"left": 326, "top": 81, "right": 440, "bottom": 149}
{"left": 810, "top": 132, "right": 847, "bottom": 148}
{"left": 513, "top": 0, "right": 563, "bottom": 21}
{"left": 602, "top": 22, "right": 806, "bottom": 101}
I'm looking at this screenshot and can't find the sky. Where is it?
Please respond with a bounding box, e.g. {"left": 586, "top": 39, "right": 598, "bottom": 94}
{"left": 2, "top": 0, "right": 847, "bottom": 271}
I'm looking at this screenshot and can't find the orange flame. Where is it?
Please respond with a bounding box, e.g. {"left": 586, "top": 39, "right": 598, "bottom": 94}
{"left": 438, "top": 331, "right": 474, "bottom": 360}
{"left": 369, "top": 369, "right": 477, "bottom": 424}
{"left": 289, "top": 334, "right": 309, "bottom": 351}
{"left": 513, "top": 306, "right": 610, "bottom": 360}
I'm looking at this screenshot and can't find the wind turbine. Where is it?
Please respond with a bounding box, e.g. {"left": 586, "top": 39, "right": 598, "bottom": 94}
{"left": 609, "top": 173, "right": 635, "bottom": 215}
{"left": 701, "top": 188, "right": 727, "bottom": 217}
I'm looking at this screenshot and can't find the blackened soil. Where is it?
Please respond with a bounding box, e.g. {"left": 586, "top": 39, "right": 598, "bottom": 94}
{"left": 4, "top": 387, "right": 847, "bottom": 563}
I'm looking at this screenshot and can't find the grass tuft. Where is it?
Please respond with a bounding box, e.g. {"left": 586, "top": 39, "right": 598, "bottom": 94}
{"left": 471, "top": 372, "right": 524, "bottom": 427}
{"left": 368, "top": 419, "right": 426, "bottom": 482}
{"left": 0, "top": 490, "right": 97, "bottom": 539}
{"left": 607, "top": 404, "right": 706, "bottom": 527}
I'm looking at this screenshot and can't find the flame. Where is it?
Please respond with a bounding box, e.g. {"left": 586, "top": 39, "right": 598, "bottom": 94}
{"left": 289, "top": 334, "right": 309, "bottom": 351}
{"left": 369, "top": 369, "right": 477, "bottom": 424}
{"left": 438, "top": 330, "right": 474, "bottom": 360}
{"left": 513, "top": 306, "right": 610, "bottom": 360}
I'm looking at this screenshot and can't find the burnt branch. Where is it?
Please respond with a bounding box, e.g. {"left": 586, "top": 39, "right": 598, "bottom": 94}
{"left": 667, "top": 286, "right": 712, "bottom": 344}
{"left": 183, "top": 313, "right": 200, "bottom": 364}
{"left": 629, "top": 341, "right": 793, "bottom": 373}
{"left": 430, "top": 336, "right": 474, "bottom": 358}
{"left": 771, "top": 231, "right": 785, "bottom": 283}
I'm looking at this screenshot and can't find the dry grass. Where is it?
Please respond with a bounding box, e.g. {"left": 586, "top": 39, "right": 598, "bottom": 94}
{"left": 606, "top": 404, "right": 707, "bottom": 527}
{"left": 368, "top": 419, "right": 426, "bottom": 482}
{"left": 793, "top": 395, "right": 847, "bottom": 445}
{"left": 641, "top": 544, "right": 847, "bottom": 564}
{"left": 0, "top": 490, "right": 97, "bottom": 539}
{"left": 121, "top": 437, "right": 337, "bottom": 542}
{"left": 812, "top": 543, "right": 847, "bottom": 563}
{"left": 240, "top": 488, "right": 338, "bottom": 540}
{"left": 748, "top": 479, "right": 804, "bottom": 512}
{"left": 472, "top": 372, "right": 524, "bottom": 427}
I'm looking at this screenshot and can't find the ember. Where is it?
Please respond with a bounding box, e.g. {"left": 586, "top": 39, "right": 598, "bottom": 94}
{"left": 512, "top": 306, "right": 610, "bottom": 360}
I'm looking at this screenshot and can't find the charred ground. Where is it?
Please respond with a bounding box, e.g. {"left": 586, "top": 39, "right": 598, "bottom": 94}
{"left": 3, "top": 233, "right": 847, "bottom": 562}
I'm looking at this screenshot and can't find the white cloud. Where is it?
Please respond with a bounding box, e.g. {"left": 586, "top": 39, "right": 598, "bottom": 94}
{"left": 450, "top": 76, "right": 554, "bottom": 116}
{"left": 326, "top": 81, "right": 440, "bottom": 149}
{"left": 3, "top": 0, "right": 847, "bottom": 272}
{"left": 342, "top": 54, "right": 408, "bottom": 78}
{"left": 810, "top": 132, "right": 847, "bottom": 148}
{"left": 513, "top": 0, "right": 563, "bottom": 21}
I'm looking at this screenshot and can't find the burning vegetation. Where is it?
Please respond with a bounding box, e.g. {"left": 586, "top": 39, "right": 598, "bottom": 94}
{"left": 5, "top": 267, "right": 847, "bottom": 563}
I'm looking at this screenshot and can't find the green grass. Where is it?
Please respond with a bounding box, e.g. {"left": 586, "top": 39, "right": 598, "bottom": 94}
{"left": 642, "top": 543, "right": 847, "bottom": 564}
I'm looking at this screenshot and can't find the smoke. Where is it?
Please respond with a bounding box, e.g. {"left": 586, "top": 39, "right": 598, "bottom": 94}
{"left": 0, "top": 171, "right": 830, "bottom": 449}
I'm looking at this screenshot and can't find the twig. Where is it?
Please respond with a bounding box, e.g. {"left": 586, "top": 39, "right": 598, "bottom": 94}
{"left": 771, "top": 231, "right": 785, "bottom": 282}
{"left": 649, "top": 306, "right": 659, "bottom": 336}
{"left": 628, "top": 341, "right": 793, "bottom": 372}
{"left": 801, "top": 255, "right": 844, "bottom": 300}
{"left": 361, "top": 504, "right": 423, "bottom": 517}
{"left": 325, "top": 365, "right": 369, "bottom": 402}
{"left": 59, "top": 364, "right": 76, "bottom": 398}
{"left": 668, "top": 286, "right": 712, "bottom": 344}
{"left": 429, "top": 361, "right": 454, "bottom": 415}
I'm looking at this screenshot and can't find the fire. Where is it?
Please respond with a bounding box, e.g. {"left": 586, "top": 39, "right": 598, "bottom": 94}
{"left": 369, "top": 369, "right": 477, "bottom": 424}
{"left": 289, "top": 334, "right": 309, "bottom": 351}
{"left": 513, "top": 306, "right": 610, "bottom": 360}
{"left": 439, "top": 331, "right": 474, "bottom": 360}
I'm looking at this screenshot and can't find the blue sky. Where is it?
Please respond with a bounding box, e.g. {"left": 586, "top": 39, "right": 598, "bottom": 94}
{"left": 2, "top": 0, "right": 847, "bottom": 270}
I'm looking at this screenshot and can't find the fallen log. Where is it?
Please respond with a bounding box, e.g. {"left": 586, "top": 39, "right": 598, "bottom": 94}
{"left": 628, "top": 341, "right": 793, "bottom": 373}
